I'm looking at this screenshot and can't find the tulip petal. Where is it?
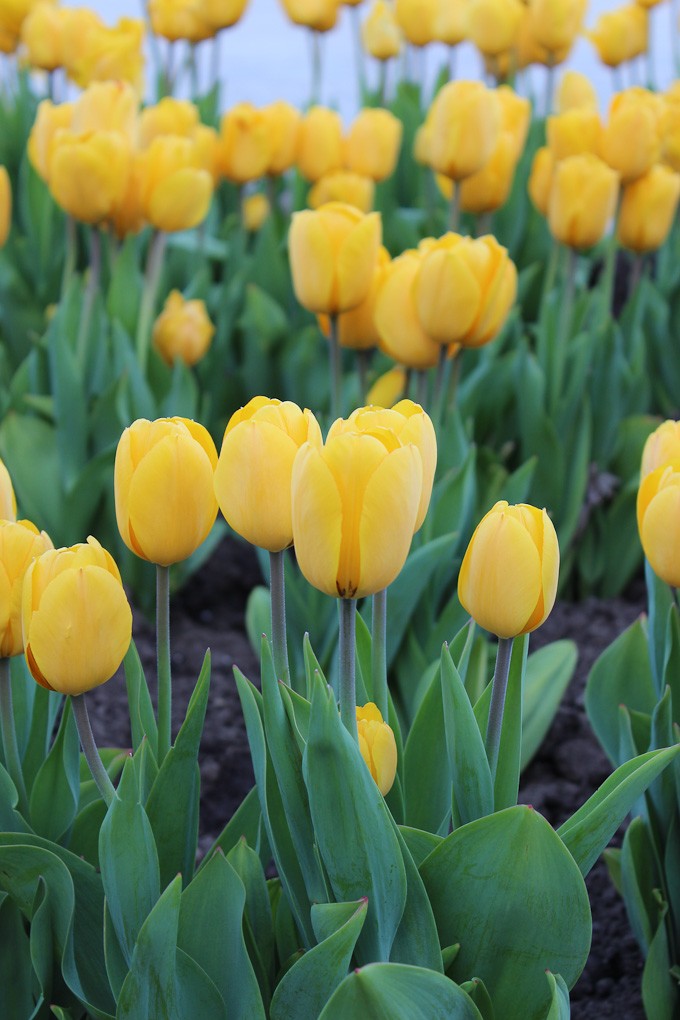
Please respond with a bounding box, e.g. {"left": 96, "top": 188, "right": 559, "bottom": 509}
{"left": 291, "top": 443, "right": 343, "bottom": 597}
{"left": 148, "top": 168, "right": 212, "bottom": 232}
{"left": 289, "top": 210, "right": 336, "bottom": 313}
{"left": 336, "top": 212, "right": 382, "bottom": 312}
{"left": 375, "top": 255, "right": 441, "bottom": 369}
{"left": 371, "top": 722, "right": 398, "bottom": 795}
{"left": 641, "top": 484, "right": 680, "bottom": 587}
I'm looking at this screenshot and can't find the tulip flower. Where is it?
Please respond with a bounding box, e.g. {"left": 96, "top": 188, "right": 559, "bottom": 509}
{"left": 279, "top": 0, "right": 339, "bottom": 31}
{"left": 528, "top": 146, "right": 555, "bottom": 217}
{"left": 394, "top": 0, "right": 437, "bottom": 45}
{"left": 140, "top": 98, "right": 200, "bottom": 146}
{"left": 27, "top": 100, "right": 75, "bottom": 183}
{"left": 459, "top": 133, "right": 518, "bottom": 215}
{"left": 587, "top": 4, "right": 647, "bottom": 67}
{"left": 467, "top": 0, "right": 524, "bottom": 57}
{"left": 427, "top": 81, "right": 501, "bottom": 183}
{"left": 556, "top": 71, "right": 598, "bottom": 113}
{"left": 242, "top": 192, "right": 270, "bottom": 232}
{"left": 547, "top": 153, "right": 619, "bottom": 249}
{"left": 308, "top": 171, "right": 375, "bottom": 213}
{"left": 152, "top": 290, "right": 215, "bottom": 367}
{"left": 374, "top": 250, "right": 442, "bottom": 370}
{"left": 641, "top": 420, "right": 680, "bottom": 478}
{"left": 297, "top": 106, "right": 344, "bottom": 182}
{"left": 0, "top": 520, "right": 52, "bottom": 658}
{"left": 264, "top": 100, "right": 302, "bottom": 176}
{"left": 219, "top": 103, "right": 272, "bottom": 184}
{"left": 366, "top": 366, "right": 407, "bottom": 407}
{"left": 318, "top": 245, "right": 391, "bottom": 352}
{"left": 546, "top": 109, "right": 602, "bottom": 161}
{"left": 496, "top": 86, "right": 531, "bottom": 161}
{"left": 356, "top": 703, "right": 397, "bottom": 795}
{"left": 344, "top": 108, "right": 403, "bottom": 182}
{"left": 20, "top": 1, "right": 64, "bottom": 71}
{"left": 67, "top": 16, "right": 145, "bottom": 93}
{"left": 0, "top": 457, "right": 16, "bottom": 521}
{"left": 599, "top": 90, "right": 663, "bottom": 184}
{"left": 361, "top": 0, "right": 403, "bottom": 60}
{"left": 148, "top": 0, "right": 213, "bottom": 42}
{"left": 137, "top": 136, "right": 213, "bottom": 232}
{"left": 49, "top": 130, "right": 133, "bottom": 226}
{"left": 0, "top": 166, "right": 10, "bottom": 248}
{"left": 617, "top": 165, "right": 680, "bottom": 253}
{"left": 433, "top": 0, "right": 467, "bottom": 46}
{"left": 525, "top": 0, "right": 585, "bottom": 58}
{"left": 637, "top": 466, "right": 680, "bottom": 586}
{"left": 203, "top": 0, "right": 250, "bottom": 30}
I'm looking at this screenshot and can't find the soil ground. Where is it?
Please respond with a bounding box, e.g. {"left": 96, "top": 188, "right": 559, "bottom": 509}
{"left": 88, "top": 536, "right": 649, "bottom": 1020}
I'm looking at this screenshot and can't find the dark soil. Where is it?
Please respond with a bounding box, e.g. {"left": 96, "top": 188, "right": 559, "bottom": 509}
{"left": 88, "top": 536, "right": 648, "bottom": 1020}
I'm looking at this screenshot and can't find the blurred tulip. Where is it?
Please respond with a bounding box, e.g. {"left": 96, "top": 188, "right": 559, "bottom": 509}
{"left": 618, "top": 165, "right": 680, "bottom": 253}
{"left": 242, "top": 192, "right": 270, "bottom": 231}
{"left": 309, "top": 170, "right": 375, "bottom": 212}
{"left": 279, "top": 0, "right": 339, "bottom": 30}
{"left": 528, "top": 145, "right": 555, "bottom": 216}
{"left": 289, "top": 202, "right": 382, "bottom": 314}
{"left": 394, "top": 0, "right": 437, "bottom": 44}
{"left": 587, "top": 4, "right": 647, "bottom": 66}
{"left": 28, "top": 100, "right": 75, "bottom": 182}
{"left": 115, "top": 417, "right": 218, "bottom": 566}
{"left": 70, "top": 80, "right": 138, "bottom": 139}
{"left": 0, "top": 0, "right": 54, "bottom": 52}
{"left": 548, "top": 153, "right": 619, "bottom": 249}
{"left": 600, "top": 96, "right": 662, "bottom": 185}
{"left": 0, "top": 166, "right": 11, "bottom": 247}
{"left": 356, "top": 702, "right": 398, "bottom": 794}
{"left": 459, "top": 132, "right": 518, "bottom": 214}
{"left": 344, "top": 108, "right": 402, "bottom": 182}
{"left": 297, "top": 106, "right": 344, "bottom": 181}
{"left": 467, "top": 0, "right": 524, "bottom": 57}
{"left": 291, "top": 429, "right": 422, "bottom": 598}
{"left": 366, "top": 366, "right": 407, "bottom": 407}
{"left": 319, "top": 245, "right": 391, "bottom": 349}
{"left": 49, "top": 130, "right": 133, "bottom": 225}
{"left": 547, "top": 109, "right": 602, "bottom": 160}
{"left": 433, "top": 0, "right": 468, "bottom": 45}
{"left": 375, "top": 250, "right": 442, "bottom": 369}
{"left": 641, "top": 420, "right": 680, "bottom": 478}
{"left": 264, "top": 100, "right": 302, "bottom": 175}
{"left": 413, "top": 115, "right": 434, "bottom": 166}
{"left": 556, "top": 70, "right": 598, "bottom": 112}
{"left": 219, "top": 102, "right": 272, "bottom": 183}
{"left": 152, "top": 290, "right": 215, "bottom": 366}
{"left": 0, "top": 457, "right": 16, "bottom": 521}
{"left": 428, "top": 80, "right": 501, "bottom": 181}
{"left": 661, "top": 100, "right": 680, "bottom": 173}
{"left": 214, "top": 397, "right": 322, "bottom": 552}
{"left": 148, "top": 0, "right": 213, "bottom": 42}
{"left": 637, "top": 466, "right": 680, "bottom": 586}
{"left": 22, "top": 537, "right": 132, "bottom": 695}
{"left": 138, "top": 136, "right": 213, "bottom": 231}
{"left": 20, "top": 1, "right": 63, "bottom": 70}
{"left": 526, "top": 0, "right": 585, "bottom": 56}
{"left": 362, "top": 0, "right": 403, "bottom": 58}
{"left": 203, "top": 0, "right": 250, "bottom": 29}
{"left": 59, "top": 7, "right": 100, "bottom": 74}
{"left": 140, "top": 98, "right": 199, "bottom": 147}
{"left": 68, "top": 17, "right": 145, "bottom": 92}
{"left": 0, "top": 520, "right": 52, "bottom": 657}
{"left": 459, "top": 501, "right": 559, "bottom": 638}
{"left": 496, "top": 85, "right": 531, "bottom": 160}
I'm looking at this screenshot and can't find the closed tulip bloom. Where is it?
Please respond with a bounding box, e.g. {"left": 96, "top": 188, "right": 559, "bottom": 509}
{"left": 362, "top": 0, "right": 403, "bottom": 59}
{"left": 69, "top": 17, "right": 145, "bottom": 92}
{"left": 459, "top": 132, "right": 518, "bottom": 214}
{"left": 330, "top": 399, "right": 437, "bottom": 531}
{"left": 219, "top": 103, "right": 272, "bottom": 184}
{"left": 308, "top": 170, "right": 375, "bottom": 213}
{"left": 152, "top": 290, "right": 215, "bottom": 366}
{"left": 467, "top": 0, "right": 524, "bottom": 57}
{"left": 366, "top": 366, "right": 407, "bottom": 407}
{"left": 547, "top": 109, "right": 602, "bottom": 161}
{"left": 661, "top": 102, "right": 680, "bottom": 173}
{"left": 319, "top": 245, "right": 391, "bottom": 349}
{"left": 138, "top": 136, "right": 213, "bottom": 232}
{"left": 0, "top": 457, "right": 16, "bottom": 521}
{"left": 115, "top": 417, "right": 218, "bottom": 566}
{"left": 20, "top": 1, "right": 64, "bottom": 70}
{"left": 600, "top": 90, "right": 663, "bottom": 184}
{"left": 279, "top": 0, "right": 339, "bottom": 30}
{"left": 395, "top": 0, "right": 437, "bottom": 45}
{"left": 433, "top": 0, "right": 468, "bottom": 45}
{"left": 556, "top": 70, "right": 598, "bottom": 113}
{"left": 148, "top": 0, "right": 213, "bottom": 42}
{"left": 587, "top": 5, "right": 647, "bottom": 66}
{"left": 526, "top": 0, "right": 585, "bottom": 55}
{"left": 375, "top": 250, "right": 442, "bottom": 369}
{"left": 214, "top": 398, "right": 322, "bottom": 552}
{"left": 264, "top": 100, "right": 302, "bottom": 175}
{"left": 356, "top": 702, "right": 398, "bottom": 795}
{"left": 496, "top": 85, "right": 531, "bottom": 160}
{"left": 70, "top": 80, "right": 138, "bottom": 140}
{"left": 459, "top": 501, "right": 559, "bottom": 639}
{"left": 203, "top": 0, "right": 250, "bottom": 29}
{"left": 297, "top": 106, "right": 344, "bottom": 182}
{"left": 22, "top": 537, "right": 132, "bottom": 695}
{"left": 49, "top": 130, "right": 133, "bottom": 225}
{"left": 0, "top": 0, "right": 53, "bottom": 51}
{"left": 641, "top": 420, "right": 680, "bottom": 478}
{"left": 291, "top": 430, "right": 423, "bottom": 598}
{"left": 27, "top": 100, "right": 75, "bottom": 182}
{"left": 548, "top": 153, "right": 619, "bottom": 249}
{"left": 242, "top": 192, "right": 270, "bottom": 232}
{"left": 415, "top": 233, "right": 517, "bottom": 349}
{"left": 140, "top": 98, "right": 199, "bottom": 147}
{"left": 344, "top": 108, "right": 402, "bottom": 182}
{"left": 428, "top": 81, "right": 501, "bottom": 181}
{"left": 637, "top": 466, "right": 680, "bottom": 586}
{"left": 0, "top": 520, "right": 52, "bottom": 657}
{"left": 618, "top": 165, "right": 680, "bottom": 253}
{"left": 0, "top": 166, "right": 10, "bottom": 247}
{"left": 528, "top": 145, "right": 555, "bottom": 217}
{"left": 289, "top": 202, "right": 382, "bottom": 315}
{"left": 413, "top": 115, "right": 434, "bottom": 166}
{"left": 59, "top": 7, "right": 100, "bottom": 75}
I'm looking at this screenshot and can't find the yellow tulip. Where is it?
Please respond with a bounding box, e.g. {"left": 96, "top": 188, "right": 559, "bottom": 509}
{"left": 637, "top": 466, "right": 680, "bottom": 586}
{"left": 20, "top": 1, "right": 64, "bottom": 70}
{"left": 526, "top": 0, "right": 586, "bottom": 56}
{"left": 49, "top": 130, "right": 133, "bottom": 226}
{"left": 547, "top": 153, "right": 619, "bottom": 249}
{"left": 427, "top": 80, "right": 501, "bottom": 181}
{"left": 467, "top": 0, "right": 524, "bottom": 57}
{"left": 496, "top": 85, "right": 531, "bottom": 161}
{"left": 546, "top": 109, "right": 602, "bottom": 161}
{"left": 22, "top": 536, "right": 132, "bottom": 695}
{"left": 0, "top": 520, "right": 52, "bottom": 657}
{"left": 459, "top": 132, "right": 518, "bottom": 214}
{"left": 344, "top": 108, "right": 403, "bottom": 182}
{"left": 415, "top": 233, "right": 517, "bottom": 349}
{"left": 297, "top": 106, "right": 344, "bottom": 182}
{"left": 279, "top": 0, "right": 339, "bottom": 30}
{"left": 356, "top": 702, "right": 398, "bottom": 795}
{"left": 641, "top": 420, "right": 680, "bottom": 478}
{"left": 28, "top": 100, "right": 75, "bottom": 183}
{"left": 587, "top": 4, "right": 647, "bottom": 67}
{"left": 0, "top": 0, "right": 54, "bottom": 51}
{"left": 600, "top": 89, "right": 663, "bottom": 184}
{"left": 394, "top": 0, "right": 437, "bottom": 45}
{"left": 137, "top": 136, "right": 213, "bottom": 232}
{"left": 661, "top": 100, "right": 680, "bottom": 173}
{"left": 366, "top": 366, "right": 407, "bottom": 407}
{"left": 115, "top": 417, "right": 218, "bottom": 566}
{"left": 203, "top": 0, "right": 250, "bottom": 30}
{"left": 194, "top": 124, "right": 221, "bottom": 181}
{"left": 528, "top": 145, "right": 555, "bottom": 217}
{"left": 148, "top": 0, "right": 213, "bottom": 42}
{"left": 329, "top": 399, "right": 437, "bottom": 531}
{"left": 318, "top": 245, "right": 391, "bottom": 350}
{"left": 264, "top": 100, "right": 302, "bottom": 176}
{"left": 433, "top": 0, "right": 468, "bottom": 45}
{"left": 152, "top": 290, "right": 215, "bottom": 367}
{"left": 214, "top": 398, "right": 322, "bottom": 552}
{"left": 68, "top": 17, "right": 145, "bottom": 93}
{"left": 308, "top": 171, "right": 375, "bottom": 213}
{"left": 59, "top": 7, "right": 100, "bottom": 76}
{"left": 618, "top": 165, "right": 680, "bottom": 253}
{"left": 0, "top": 457, "right": 16, "bottom": 521}
{"left": 109, "top": 157, "right": 146, "bottom": 239}
{"left": 289, "top": 202, "right": 382, "bottom": 315}
{"left": 361, "top": 0, "right": 403, "bottom": 59}
{"left": 374, "top": 250, "right": 442, "bottom": 369}
{"left": 242, "top": 192, "right": 270, "bottom": 232}
{"left": 140, "top": 98, "right": 199, "bottom": 147}
{"left": 458, "top": 501, "right": 559, "bottom": 639}
{"left": 0, "top": 166, "right": 10, "bottom": 247}
{"left": 291, "top": 430, "right": 423, "bottom": 598}
{"left": 556, "top": 70, "right": 598, "bottom": 113}
{"left": 413, "top": 115, "right": 434, "bottom": 166}
{"left": 219, "top": 103, "right": 272, "bottom": 184}
{"left": 70, "top": 80, "right": 138, "bottom": 140}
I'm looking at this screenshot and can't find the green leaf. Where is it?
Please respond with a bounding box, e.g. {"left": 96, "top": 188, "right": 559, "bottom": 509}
{"left": 0, "top": 894, "right": 36, "bottom": 1019}
{"left": 29, "top": 699, "right": 80, "bottom": 843}
{"left": 318, "top": 962, "right": 484, "bottom": 1019}
{"left": 46, "top": 305, "right": 88, "bottom": 489}
{"left": 389, "top": 820, "right": 443, "bottom": 971}
{"left": 641, "top": 900, "right": 677, "bottom": 1020}
{"left": 620, "top": 817, "right": 658, "bottom": 953}
{"left": 0, "top": 413, "right": 63, "bottom": 540}
{"left": 474, "top": 636, "right": 528, "bottom": 811}
{"left": 521, "top": 641, "right": 577, "bottom": 770}
{"left": 398, "top": 826, "right": 443, "bottom": 869}
{"left": 545, "top": 972, "right": 571, "bottom": 1019}
{"left": 403, "top": 663, "right": 451, "bottom": 834}
{"left": 199, "top": 785, "right": 263, "bottom": 866}
{"left": 227, "top": 837, "right": 275, "bottom": 990}
{"left": 124, "top": 641, "right": 158, "bottom": 759}
{"left": 557, "top": 745, "right": 680, "bottom": 877}
{"left": 421, "top": 806, "right": 591, "bottom": 1020}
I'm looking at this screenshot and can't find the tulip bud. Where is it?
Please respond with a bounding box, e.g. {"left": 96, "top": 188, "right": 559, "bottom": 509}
{"left": 528, "top": 146, "right": 555, "bottom": 217}
{"left": 49, "top": 130, "right": 133, "bottom": 225}
{"left": 0, "top": 166, "right": 10, "bottom": 247}
{"left": 356, "top": 702, "right": 398, "bottom": 795}
{"left": 433, "top": 0, "right": 468, "bottom": 46}
{"left": 362, "top": 0, "right": 403, "bottom": 59}
{"left": 467, "top": 0, "right": 524, "bottom": 57}
{"left": 68, "top": 17, "right": 145, "bottom": 93}
{"left": 203, "top": 0, "right": 250, "bottom": 30}
{"left": 22, "top": 536, "right": 132, "bottom": 695}
{"left": 308, "top": 171, "right": 375, "bottom": 213}
{"left": 28, "top": 99, "right": 75, "bottom": 183}
{"left": 546, "top": 109, "right": 602, "bottom": 161}
{"left": 600, "top": 90, "right": 663, "bottom": 184}
{"left": 264, "top": 100, "right": 302, "bottom": 175}
{"left": 547, "top": 153, "right": 619, "bottom": 249}
{"left": 428, "top": 80, "right": 501, "bottom": 182}
{"left": 21, "top": 2, "right": 64, "bottom": 71}
{"left": 219, "top": 103, "right": 272, "bottom": 184}
{"left": 374, "top": 250, "right": 442, "bottom": 369}
{"left": 556, "top": 71, "right": 598, "bottom": 113}
{"left": 289, "top": 202, "right": 382, "bottom": 315}
{"left": 140, "top": 98, "right": 199, "bottom": 147}
{"left": 458, "top": 501, "right": 560, "bottom": 639}
{"left": 344, "top": 108, "right": 403, "bottom": 182}
{"left": 0, "top": 457, "right": 16, "bottom": 521}
{"left": 148, "top": 0, "right": 213, "bottom": 41}
{"left": 459, "top": 132, "right": 518, "bottom": 214}
{"left": 297, "top": 106, "right": 344, "bottom": 182}
{"left": 242, "top": 192, "right": 270, "bottom": 232}
{"left": 496, "top": 86, "right": 531, "bottom": 161}
{"left": 0, "top": 520, "right": 53, "bottom": 657}
{"left": 291, "top": 430, "right": 423, "bottom": 598}
{"left": 395, "top": 0, "right": 437, "bottom": 45}
{"left": 279, "top": 0, "right": 339, "bottom": 31}
{"left": 366, "top": 366, "right": 407, "bottom": 407}
{"left": 137, "top": 136, "right": 213, "bottom": 232}
{"left": 115, "top": 417, "right": 219, "bottom": 566}
{"left": 617, "top": 165, "right": 680, "bottom": 253}
{"left": 637, "top": 466, "right": 680, "bottom": 586}
{"left": 526, "top": 0, "right": 585, "bottom": 56}
{"left": 587, "top": 4, "right": 647, "bottom": 66}
{"left": 152, "top": 290, "right": 215, "bottom": 367}
{"left": 641, "top": 420, "right": 680, "bottom": 478}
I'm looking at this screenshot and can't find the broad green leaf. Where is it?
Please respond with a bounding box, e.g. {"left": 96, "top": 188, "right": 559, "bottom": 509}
{"left": 641, "top": 901, "right": 676, "bottom": 1020}
{"left": 29, "top": 699, "right": 80, "bottom": 843}
{"left": 227, "top": 837, "right": 275, "bottom": 989}
{"left": 389, "top": 819, "right": 443, "bottom": 971}
{"left": 398, "top": 826, "right": 443, "bottom": 868}
{"left": 318, "top": 962, "right": 484, "bottom": 1019}
{"left": 124, "top": 642, "right": 158, "bottom": 759}
{"left": 0, "top": 894, "right": 35, "bottom": 1019}
{"left": 199, "top": 785, "right": 263, "bottom": 866}
{"left": 460, "top": 977, "right": 494, "bottom": 1020}
{"left": 521, "top": 641, "right": 577, "bottom": 770}
{"left": 404, "top": 663, "right": 451, "bottom": 834}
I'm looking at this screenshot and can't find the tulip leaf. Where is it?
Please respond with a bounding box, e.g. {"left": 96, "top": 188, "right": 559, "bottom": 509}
{"left": 145, "top": 651, "right": 211, "bottom": 889}
{"left": 0, "top": 762, "right": 30, "bottom": 833}
{"left": 178, "top": 850, "right": 265, "bottom": 1020}
{"left": 227, "top": 837, "right": 275, "bottom": 991}
{"left": 0, "top": 412, "right": 63, "bottom": 539}
{"left": 29, "top": 697, "right": 80, "bottom": 843}
{"left": 557, "top": 745, "right": 680, "bottom": 877}
{"left": 545, "top": 972, "right": 571, "bottom": 1019}
{"left": 420, "top": 805, "right": 591, "bottom": 1020}
{"left": 389, "top": 816, "right": 443, "bottom": 971}
{"left": 0, "top": 896, "right": 35, "bottom": 1020}
{"left": 641, "top": 900, "right": 676, "bottom": 1020}
{"left": 69, "top": 799, "right": 107, "bottom": 868}
{"left": 398, "top": 826, "right": 443, "bottom": 868}
{"left": 124, "top": 641, "right": 158, "bottom": 759}
{"left": 198, "top": 785, "right": 264, "bottom": 867}
{"left": 318, "top": 962, "right": 484, "bottom": 1019}
{"left": 103, "top": 901, "right": 128, "bottom": 1002}
{"left": 46, "top": 306, "right": 88, "bottom": 489}
{"left": 303, "top": 673, "right": 407, "bottom": 964}
{"left": 270, "top": 900, "right": 368, "bottom": 1020}
{"left": 404, "top": 662, "right": 452, "bottom": 835}
{"left": 620, "top": 817, "right": 658, "bottom": 953}
{"left": 521, "top": 640, "right": 577, "bottom": 770}
{"left": 459, "top": 977, "right": 494, "bottom": 1020}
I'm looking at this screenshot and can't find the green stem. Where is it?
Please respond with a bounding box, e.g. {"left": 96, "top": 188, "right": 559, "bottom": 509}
{"left": 646, "top": 10, "right": 655, "bottom": 90}
{"left": 416, "top": 369, "right": 428, "bottom": 408}
{"left": 356, "top": 348, "right": 371, "bottom": 405}
{"left": 339, "top": 598, "right": 358, "bottom": 741}
{"left": 269, "top": 550, "right": 291, "bottom": 688}
{"left": 541, "top": 237, "right": 561, "bottom": 306}
{"left": 329, "top": 314, "right": 343, "bottom": 421}
{"left": 449, "top": 44, "right": 457, "bottom": 80}
{"left": 0, "top": 658, "right": 29, "bottom": 817}
{"left": 549, "top": 245, "right": 577, "bottom": 415}
{"left": 544, "top": 59, "right": 556, "bottom": 116}
{"left": 60, "top": 215, "right": 77, "bottom": 300}
{"left": 75, "top": 227, "right": 101, "bottom": 366}
{"left": 351, "top": 5, "right": 367, "bottom": 101}
{"left": 371, "top": 589, "right": 387, "bottom": 719}
{"left": 135, "top": 230, "right": 166, "bottom": 371}
{"left": 377, "top": 60, "right": 388, "bottom": 106}
{"left": 156, "top": 564, "right": 172, "bottom": 764}
{"left": 485, "top": 636, "right": 514, "bottom": 785}
{"left": 674, "top": 0, "right": 680, "bottom": 76}
{"left": 599, "top": 195, "right": 622, "bottom": 329}
{"left": 71, "top": 694, "right": 115, "bottom": 806}
{"left": 309, "top": 30, "right": 322, "bottom": 106}
{"left": 448, "top": 184, "right": 461, "bottom": 232}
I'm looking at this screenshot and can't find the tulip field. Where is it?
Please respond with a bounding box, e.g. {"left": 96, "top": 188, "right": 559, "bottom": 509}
{"left": 1, "top": 0, "right": 680, "bottom": 1017}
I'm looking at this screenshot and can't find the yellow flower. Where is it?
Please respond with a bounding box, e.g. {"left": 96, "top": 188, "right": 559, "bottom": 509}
{"left": 291, "top": 430, "right": 423, "bottom": 598}
{"left": 356, "top": 702, "right": 397, "bottom": 795}
{"left": 0, "top": 0, "right": 54, "bottom": 52}
{"left": 297, "top": 106, "right": 344, "bottom": 182}
{"left": 344, "top": 108, "right": 402, "bottom": 182}
{"left": 49, "top": 130, "right": 133, "bottom": 226}
{"left": 600, "top": 89, "right": 664, "bottom": 185}
{"left": 289, "top": 202, "right": 382, "bottom": 315}
{"left": 152, "top": 290, "right": 215, "bottom": 367}
{"left": 496, "top": 85, "right": 531, "bottom": 161}
{"left": 458, "top": 501, "right": 559, "bottom": 639}
{"left": 362, "top": 0, "right": 403, "bottom": 59}
{"left": 525, "top": 0, "right": 586, "bottom": 56}
{"left": 68, "top": 17, "right": 145, "bottom": 93}
{"left": 140, "top": 98, "right": 199, "bottom": 147}
{"left": 587, "top": 4, "right": 647, "bottom": 67}
{"left": 264, "top": 100, "right": 302, "bottom": 176}
{"left": 641, "top": 420, "right": 680, "bottom": 478}
{"left": 394, "top": 0, "right": 437, "bottom": 45}
{"left": 219, "top": 102, "right": 272, "bottom": 184}
{"left": 22, "top": 536, "right": 132, "bottom": 695}
{"left": 366, "top": 366, "right": 407, "bottom": 407}
{"left": 374, "top": 250, "right": 442, "bottom": 369}
{"left": 148, "top": 0, "right": 213, "bottom": 42}
{"left": 20, "top": 1, "right": 64, "bottom": 70}
{"left": 459, "top": 132, "right": 518, "bottom": 214}
{"left": 546, "top": 109, "right": 602, "bottom": 161}
{"left": 203, "top": 0, "right": 250, "bottom": 30}
{"left": 308, "top": 171, "right": 375, "bottom": 213}
{"left": 279, "top": 0, "right": 339, "bottom": 31}
{"left": 637, "top": 466, "right": 680, "bottom": 586}
{"left": 138, "top": 136, "right": 213, "bottom": 232}
{"left": 70, "top": 80, "right": 138, "bottom": 140}
{"left": 547, "top": 153, "right": 619, "bottom": 249}
{"left": 427, "top": 80, "right": 501, "bottom": 181}
{"left": 617, "top": 165, "right": 680, "bottom": 253}
{"left": 214, "top": 398, "right": 322, "bottom": 552}
{"left": 115, "top": 417, "right": 218, "bottom": 566}
{"left": 0, "top": 520, "right": 52, "bottom": 658}
{"left": 556, "top": 70, "right": 598, "bottom": 113}
{"left": 0, "top": 166, "right": 10, "bottom": 247}
{"left": 527, "top": 145, "right": 555, "bottom": 217}
{"left": 415, "top": 233, "right": 517, "bottom": 349}
{"left": 0, "top": 457, "right": 16, "bottom": 521}
{"left": 242, "top": 192, "right": 270, "bottom": 232}
{"left": 28, "top": 100, "right": 74, "bottom": 183}
{"left": 467, "top": 0, "right": 524, "bottom": 57}
{"left": 433, "top": 0, "right": 468, "bottom": 46}
{"left": 318, "top": 245, "right": 391, "bottom": 350}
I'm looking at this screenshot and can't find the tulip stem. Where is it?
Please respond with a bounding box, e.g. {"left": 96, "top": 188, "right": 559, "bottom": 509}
{"left": 371, "top": 589, "right": 388, "bottom": 719}
{"left": 0, "top": 658, "right": 30, "bottom": 818}
{"left": 60, "top": 216, "right": 77, "bottom": 301}
{"left": 448, "top": 185, "right": 461, "bottom": 232}
{"left": 630, "top": 254, "right": 645, "bottom": 295}
{"left": 356, "top": 349, "right": 371, "bottom": 404}
{"left": 433, "top": 344, "right": 451, "bottom": 431}
{"left": 544, "top": 60, "right": 556, "bottom": 117}
{"left": 71, "top": 694, "right": 115, "bottom": 807}
{"left": 485, "top": 636, "right": 514, "bottom": 786}
{"left": 339, "top": 598, "right": 358, "bottom": 741}
{"left": 449, "top": 45, "right": 457, "bottom": 81}
{"left": 76, "top": 227, "right": 102, "bottom": 367}
{"left": 136, "top": 229, "right": 167, "bottom": 372}
{"left": 329, "top": 314, "right": 343, "bottom": 421}
{"left": 309, "top": 29, "right": 323, "bottom": 106}
{"left": 351, "top": 5, "right": 367, "bottom": 102}
{"left": 599, "top": 195, "right": 621, "bottom": 328}
{"left": 646, "top": 12, "right": 655, "bottom": 91}
{"left": 549, "top": 245, "right": 577, "bottom": 414}
{"left": 269, "top": 550, "right": 291, "bottom": 689}
{"left": 156, "top": 563, "right": 172, "bottom": 764}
